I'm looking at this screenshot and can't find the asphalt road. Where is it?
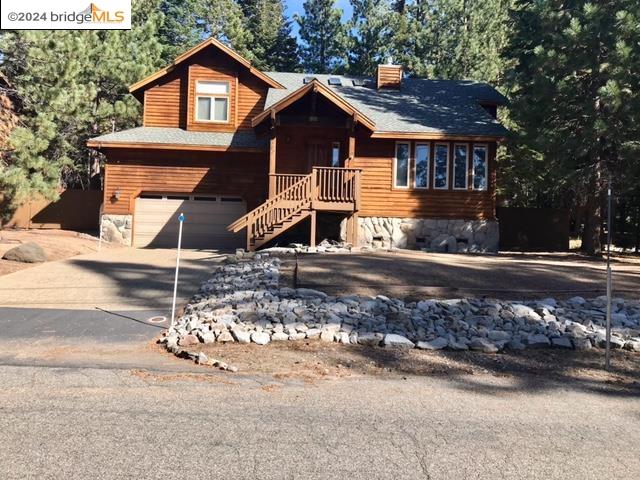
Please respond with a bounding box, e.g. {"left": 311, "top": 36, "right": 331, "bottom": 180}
{"left": 0, "top": 364, "right": 638, "bottom": 480}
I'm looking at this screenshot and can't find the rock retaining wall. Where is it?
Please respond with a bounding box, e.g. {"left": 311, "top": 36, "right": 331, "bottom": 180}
{"left": 100, "top": 214, "right": 132, "bottom": 246}
{"left": 342, "top": 217, "right": 499, "bottom": 252}
{"left": 161, "top": 253, "right": 640, "bottom": 363}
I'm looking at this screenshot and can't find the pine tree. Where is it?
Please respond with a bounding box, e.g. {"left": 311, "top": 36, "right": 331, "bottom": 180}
{"left": 503, "top": 0, "right": 640, "bottom": 254}
{"left": 0, "top": 0, "right": 164, "bottom": 218}
{"left": 348, "top": 0, "right": 392, "bottom": 76}
{"left": 242, "top": 0, "right": 299, "bottom": 71}
{"left": 296, "top": 0, "right": 348, "bottom": 73}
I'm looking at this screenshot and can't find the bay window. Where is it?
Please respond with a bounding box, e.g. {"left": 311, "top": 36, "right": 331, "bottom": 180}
{"left": 433, "top": 143, "right": 449, "bottom": 189}
{"left": 394, "top": 142, "right": 410, "bottom": 188}
{"left": 414, "top": 143, "right": 429, "bottom": 188}
{"left": 472, "top": 144, "right": 488, "bottom": 191}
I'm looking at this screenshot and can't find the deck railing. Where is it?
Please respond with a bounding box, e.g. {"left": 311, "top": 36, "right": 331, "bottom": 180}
{"left": 312, "top": 167, "right": 360, "bottom": 204}
{"left": 271, "top": 173, "right": 307, "bottom": 196}
{"left": 228, "top": 167, "right": 361, "bottom": 250}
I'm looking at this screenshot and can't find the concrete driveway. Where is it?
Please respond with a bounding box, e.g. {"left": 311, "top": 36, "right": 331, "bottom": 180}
{"left": 0, "top": 247, "right": 222, "bottom": 346}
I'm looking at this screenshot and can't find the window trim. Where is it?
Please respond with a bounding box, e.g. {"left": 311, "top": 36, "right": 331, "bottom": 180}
{"left": 472, "top": 143, "right": 489, "bottom": 191}
{"left": 393, "top": 141, "right": 411, "bottom": 189}
{"left": 453, "top": 143, "right": 469, "bottom": 190}
{"left": 413, "top": 142, "right": 430, "bottom": 189}
{"left": 194, "top": 80, "right": 230, "bottom": 124}
{"left": 433, "top": 142, "right": 450, "bottom": 190}
{"left": 331, "top": 142, "right": 341, "bottom": 168}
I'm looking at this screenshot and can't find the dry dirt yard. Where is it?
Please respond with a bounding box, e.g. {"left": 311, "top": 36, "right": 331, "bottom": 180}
{"left": 176, "top": 339, "right": 640, "bottom": 394}
{"left": 288, "top": 249, "right": 640, "bottom": 300}
{"left": 0, "top": 229, "right": 109, "bottom": 276}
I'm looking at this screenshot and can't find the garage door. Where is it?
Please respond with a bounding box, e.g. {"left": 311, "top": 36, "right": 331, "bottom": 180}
{"left": 134, "top": 194, "right": 246, "bottom": 249}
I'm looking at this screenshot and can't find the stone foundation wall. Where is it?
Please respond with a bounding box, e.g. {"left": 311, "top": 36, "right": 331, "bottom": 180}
{"left": 100, "top": 214, "right": 132, "bottom": 246}
{"left": 342, "top": 217, "right": 499, "bottom": 253}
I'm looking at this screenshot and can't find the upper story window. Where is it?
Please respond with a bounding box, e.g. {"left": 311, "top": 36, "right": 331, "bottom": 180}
{"left": 453, "top": 144, "right": 469, "bottom": 190}
{"left": 433, "top": 143, "right": 449, "bottom": 189}
{"left": 195, "top": 81, "right": 229, "bottom": 123}
{"left": 394, "top": 142, "right": 410, "bottom": 188}
{"left": 331, "top": 142, "right": 340, "bottom": 167}
{"left": 472, "top": 144, "right": 488, "bottom": 190}
{"left": 414, "top": 143, "right": 429, "bottom": 188}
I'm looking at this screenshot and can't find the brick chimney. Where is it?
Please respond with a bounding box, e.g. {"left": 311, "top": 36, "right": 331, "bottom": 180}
{"left": 377, "top": 58, "right": 402, "bottom": 90}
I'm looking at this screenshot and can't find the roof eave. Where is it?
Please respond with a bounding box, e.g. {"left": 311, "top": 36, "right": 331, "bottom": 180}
{"left": 128, "top": 37, "right": 284, "bottom": 95}
{"left": 86, "top": 140, "right": 266, "bottom": 153}
{"left": 252, "top": 80, "right": 376, "bottom": 130}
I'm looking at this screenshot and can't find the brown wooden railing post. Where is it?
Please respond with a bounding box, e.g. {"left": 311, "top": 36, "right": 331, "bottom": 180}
{"left": 354, "top": 169, "right": 362, "bottom": 211}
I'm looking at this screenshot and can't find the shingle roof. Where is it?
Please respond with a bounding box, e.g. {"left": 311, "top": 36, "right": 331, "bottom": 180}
{"left": 88, "top": 127, "right": 267, "bottom": 150}
{"left": 264, "top": 72, "right": 508, "bottom": 137}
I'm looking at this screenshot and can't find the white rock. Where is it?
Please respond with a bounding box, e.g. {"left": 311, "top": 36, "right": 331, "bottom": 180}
{"left": 469, "top": 337, "right": 499, "bottom": 353}
{"left": 358, "top": 332, "right": 383, "bottom": 347}
{"left": 320, "top": 330, "right": 335, "bottom": 342}
{"left": 251, "top": 331, "right": 271, "bottom": 345}
{"left": 306, "top": 328, "right": 321, "bottom": 339}
{"left": 232, "top": 329, "right": 251, "bottom": 344}
{"left": 383, "top": 334, "right": 415, "bottom": 349}
{"left": 271, "top": 332, "right": 289, "bottom": 341}
{"left": 416, "top": 337, "right": 448, "bottom": 350}
{"left": 527, "top": 334, "right": 551, "bottom": 348}
{"left": 551, "top": 336, "right": 573, "bottom": 349}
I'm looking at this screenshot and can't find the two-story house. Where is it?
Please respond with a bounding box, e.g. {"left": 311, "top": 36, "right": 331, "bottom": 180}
{"left": 88, "top": 37, "right": 507, "bottom": 252}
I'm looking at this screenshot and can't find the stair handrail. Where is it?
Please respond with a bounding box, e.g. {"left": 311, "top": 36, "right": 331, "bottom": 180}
{"left": 227, "top": 173, "right": 312, "bottom": 233}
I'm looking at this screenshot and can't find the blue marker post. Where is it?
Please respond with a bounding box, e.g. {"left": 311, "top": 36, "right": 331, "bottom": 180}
{"left": 170, "top": 212, "right": 185, "bottom": 329}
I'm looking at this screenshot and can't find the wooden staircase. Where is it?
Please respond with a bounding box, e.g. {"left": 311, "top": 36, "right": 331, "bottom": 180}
{"left": 227, "top": 167, "right": 361, "bottom": 251}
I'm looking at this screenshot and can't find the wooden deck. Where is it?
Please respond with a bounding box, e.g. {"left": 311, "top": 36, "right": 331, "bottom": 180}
{"left": 228, "top": 167, "right": 361, "bottom": 250}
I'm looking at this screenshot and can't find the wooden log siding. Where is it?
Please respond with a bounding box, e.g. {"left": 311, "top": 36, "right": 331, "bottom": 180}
{"left": 102, "top": 148, "right": 268, "bottom": 215}
{"left": 143, "top": 71, "right": 185, "bottom": 128}
{"left": 351, "top": 138, "right": 497, "bottom": 219}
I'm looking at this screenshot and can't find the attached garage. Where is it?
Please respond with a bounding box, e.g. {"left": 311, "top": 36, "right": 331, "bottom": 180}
{"left": 133, "top": 194, "right": 246, "bottom": 249}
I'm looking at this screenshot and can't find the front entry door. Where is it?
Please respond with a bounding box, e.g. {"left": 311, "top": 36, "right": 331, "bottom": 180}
{"left": 306, "top": 140, "right": 330, "bottom": 172}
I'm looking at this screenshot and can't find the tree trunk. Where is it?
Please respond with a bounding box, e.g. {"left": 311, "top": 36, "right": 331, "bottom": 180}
{"left": 581, "top": 170, "right": 603, "bottom": 255}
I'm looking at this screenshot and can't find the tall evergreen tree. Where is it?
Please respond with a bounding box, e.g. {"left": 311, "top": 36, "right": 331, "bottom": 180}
{"left": 242, "top": 0, "right": 299, "bottom": 71}
{"left": 503, "top": 0, "right": 640, "bottom": 253}
{"left": 348, "top": 0, "right": 392, "bottom": 76}
{"left": 158, "top": 0, "right": 255, "bottom": 63}
{"left": 296, "top": 0, "right": 348, "bottom": 73}
{"left": 0, "top": 0, "right": 164, "bottom": 216}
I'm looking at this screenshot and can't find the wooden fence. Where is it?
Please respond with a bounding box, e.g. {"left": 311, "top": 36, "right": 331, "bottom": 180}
{"left": 497, "top": 207, "right": 569, "bottom": 251}
{"left": 2, "top": 190, "right": 103, "bottom": 231}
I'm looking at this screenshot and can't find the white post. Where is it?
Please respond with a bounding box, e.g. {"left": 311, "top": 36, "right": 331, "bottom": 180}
{"left": 170, "top": 212, "right": 185, "bottom": 329}
{"left": 605, "top": 185, "right": 612, "bottom": 370}
{"left": 97, "top": 215, "right": 104, "bottom": 252}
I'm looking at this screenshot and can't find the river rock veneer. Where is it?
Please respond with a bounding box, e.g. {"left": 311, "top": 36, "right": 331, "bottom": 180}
{"left": 161, "top": 254, "right": 640, "bottom": 360}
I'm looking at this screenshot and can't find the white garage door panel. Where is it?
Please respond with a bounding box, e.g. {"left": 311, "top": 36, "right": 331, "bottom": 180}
{"left": 134, "top": 196, "right": 246, "bottom": 249}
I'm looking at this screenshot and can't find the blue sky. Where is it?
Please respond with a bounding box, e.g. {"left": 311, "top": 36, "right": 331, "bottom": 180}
{"left": 284, "top": 0, "right": 354, "bottom": 38}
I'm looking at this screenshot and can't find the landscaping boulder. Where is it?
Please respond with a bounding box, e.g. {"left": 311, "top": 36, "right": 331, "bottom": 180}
{"left": 383, "top": 334, "right": 415, "bottom": 349}
{"left": 2, "top": 242, "right": 47, "bottom": 263}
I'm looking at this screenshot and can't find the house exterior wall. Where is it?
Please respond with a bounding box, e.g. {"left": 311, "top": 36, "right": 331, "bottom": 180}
{"left": 102, "top": 148, "right": 268, "bottom": 216}
{"left": 351, "top": 136, "right": 497, "bottom": 220}
{"left": 142, "top": 49, "right": 268, "bottom": 133}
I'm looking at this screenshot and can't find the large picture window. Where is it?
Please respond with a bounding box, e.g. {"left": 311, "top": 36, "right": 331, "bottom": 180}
{"left": 453, "top": 144, "right": 468, "bottom": 190}
{"left": 433, "top": 143, "right": 449, "bottom": 189}
{"left": 195, "top": 81, "right": 229, "bottom": 122}
{"left": 394, "top": 142, "right": 410, "bottom": 188}
{"left": 414, "top": 143, "right": 429, "bottom": 188}
{"left": 473, "top": 144, "right": 488, "bottom": 191}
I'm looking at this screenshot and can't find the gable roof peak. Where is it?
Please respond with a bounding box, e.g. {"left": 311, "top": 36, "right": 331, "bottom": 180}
{"left": 129, "top": 37, "right": 283, "bottom": 96}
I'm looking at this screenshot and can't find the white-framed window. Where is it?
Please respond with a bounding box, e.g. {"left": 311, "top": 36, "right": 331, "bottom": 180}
{"left": 414, "top": 143, "right": 430, "bottom": 189}
{"left": 433, "top": 143, "right": 449, "bottom": 189}
{"left": 472, "top": 144, "right": 488, "bottom": 191}
{"left": 453, "top": 143, "right": 469, "bottom": 190}
{"left": 393, "top": 141, "right": 411, "bottom": 188}
{"left": 331, "top": 142, "right": 341, "bottom": 167}
{"left": 195, "top": 80, "right": 230, "bottom": 123}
